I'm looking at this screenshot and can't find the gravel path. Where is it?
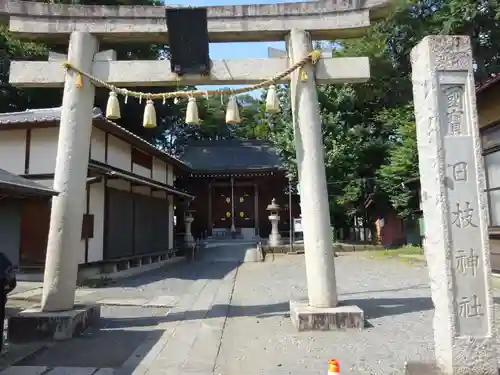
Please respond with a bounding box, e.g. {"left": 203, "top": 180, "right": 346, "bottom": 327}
{"left": 214, "top": 253, "right": 439, "bottom": 375}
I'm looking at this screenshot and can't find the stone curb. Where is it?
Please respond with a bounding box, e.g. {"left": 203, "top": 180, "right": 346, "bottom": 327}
{"left": 80, "top": 257, "right": 186, "bottom": 287}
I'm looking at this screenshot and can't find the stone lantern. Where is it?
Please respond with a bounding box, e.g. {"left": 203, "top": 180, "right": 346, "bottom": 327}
{"left": 266, "top": 198, "right": 282, "bottom": 246}
{"left": 184, "top": 209, "right": 195, "bottom": 247}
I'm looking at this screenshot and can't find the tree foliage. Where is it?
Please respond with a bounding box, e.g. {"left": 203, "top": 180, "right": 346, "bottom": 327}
{"left": 1, "top": 0, "right": 177, "bottom": 143}
{"left": 246, "top": 0, "right": 500, "bottom": 225}
{"left": 375, "top": 105, "right": 419, "bottom": 218}
{"left": 3, "top": 0, "right": 500, "bottom": 227}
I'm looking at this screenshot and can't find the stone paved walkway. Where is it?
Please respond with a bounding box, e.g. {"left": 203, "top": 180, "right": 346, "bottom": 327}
{"left": 2, "top": 248, "right": 500, "bottom": 375}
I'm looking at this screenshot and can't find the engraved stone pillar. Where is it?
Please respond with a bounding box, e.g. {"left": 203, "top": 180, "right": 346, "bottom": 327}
{"left": 407, "top": 35, "right": 497, "bottom": 375}
{"left": 41, "top": 32, "right": 98, "bottom": 312}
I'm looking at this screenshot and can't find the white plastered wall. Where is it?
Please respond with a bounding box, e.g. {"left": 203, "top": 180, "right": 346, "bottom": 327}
{"left": 107, "top": 135, "right": 131, "bottom": 171}
{"left": 30, "top": 128, "right": 58, "bottom": 174}
{"left": 0, "top": 129, "right": 26, "bottom": 174}
{"left": 152, "top": 158, "right": 167, "bottom": 183}
{"left": 90, "top": 128, "right": 106, "bottom": 163}
{"left": 132, "top": 164, "right": 151, "bottom": 179}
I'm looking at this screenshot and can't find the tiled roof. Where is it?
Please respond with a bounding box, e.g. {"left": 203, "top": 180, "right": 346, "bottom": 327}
{"left": 476, "top": 75, "right": 500, "bottom": 94}
{"left": 0, "top": 107, "right": 189, "bottom": 170}
{"left": 0, "top": 108, "right": 287, "bottom": 173}
{"left": 180, "top": 139, "right": 285, "bottom": 171}
{"left": 0, "top": 107, "right": 100, "bottom": 124}
{"left": 0, "top": 169, "right": 57, "bottom": 196}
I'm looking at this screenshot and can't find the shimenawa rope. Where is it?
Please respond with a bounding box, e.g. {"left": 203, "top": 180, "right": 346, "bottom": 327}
{"left": 61, "top": 50, "right": 322, "bottom": 101}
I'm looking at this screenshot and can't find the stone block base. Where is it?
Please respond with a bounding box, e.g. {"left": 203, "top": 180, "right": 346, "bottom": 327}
{"left": 289, "top": 300, "right": 364, "bottom": 331}
{"left": 405, "top": 361, "right": 499, "bottom": 375}
{"left": 8, "top": 304, "right": 100, "bottom": 343}
{"left": 405, "top": 362, "right": 440, "bottom": 375}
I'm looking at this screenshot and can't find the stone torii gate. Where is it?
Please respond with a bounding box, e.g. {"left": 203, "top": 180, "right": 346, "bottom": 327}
{"left": 3, "top": 0, "right": 393, "bottom": 331}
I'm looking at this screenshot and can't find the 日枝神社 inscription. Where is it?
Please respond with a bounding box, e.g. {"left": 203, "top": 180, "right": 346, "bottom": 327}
{"left": 450, "top": 201, "right": 477, "bottom": 228}
{"left": 440, "top": 80, "right": 488, "bottom": 337}
{"left": 455, "top": 248, "right": 479, "bottom": 276}
{"left": 458, "top": 294, "right": 484, "bottom": 318}
{"left": 447, "top": 161, "right": 468, "bottom": 182}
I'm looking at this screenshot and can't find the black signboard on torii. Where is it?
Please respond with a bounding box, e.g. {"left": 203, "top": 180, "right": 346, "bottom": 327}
{"left": 165, "top": 7, "right": 211, "bottom": 76}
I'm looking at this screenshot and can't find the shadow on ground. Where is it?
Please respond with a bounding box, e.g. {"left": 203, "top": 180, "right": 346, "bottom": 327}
{"left": 341, "top": 284, "right": 430, "bottom": 296}
{"left": 105, "top": 293, "right": 494, "bottom": 328}
{"left": 15, "top": 328, "right": 164, "bottom": 369}
{"left": 102, "top": 301, "right": 290, "bottom": 328}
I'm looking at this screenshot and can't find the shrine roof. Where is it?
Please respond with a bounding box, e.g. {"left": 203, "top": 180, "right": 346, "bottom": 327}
{"left": 180, "top": 139, "right": 286, "bottom": 172}
{"left": 0, "top": 168, "right": 58, "bottom": 197}
{"left": 476, "top": 75, "right": 500, "bottom": 95}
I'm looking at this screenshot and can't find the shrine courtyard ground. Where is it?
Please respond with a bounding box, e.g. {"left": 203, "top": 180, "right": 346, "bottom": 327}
{"left": 3, "top": 246, "right": 500, "bottom": 375}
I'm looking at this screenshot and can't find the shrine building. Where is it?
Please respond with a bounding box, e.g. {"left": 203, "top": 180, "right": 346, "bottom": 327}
{"left": 0, "top": 108, "right": 297, "bottom": 274}
{"left": 0, "top": 107, "right": 191, "bottom": 272}
{"left": 176, "top": 139, "right": 298, "bottom": 240}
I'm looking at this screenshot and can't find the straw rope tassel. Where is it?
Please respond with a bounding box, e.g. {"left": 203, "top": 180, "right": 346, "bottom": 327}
{"left": 143, "top": 99, "right": 157, "bottom": 128}
{"left": 186, "top": 97, "right": 200, "bottom": 125}
{"left": 106, "top": 91, "right": 121, "bottom": 120}
{"left": 265, "top": 85, "right": 279, "bottom": 113}
{"left": 225, "top": 96, "right": 241, "bottom": 124}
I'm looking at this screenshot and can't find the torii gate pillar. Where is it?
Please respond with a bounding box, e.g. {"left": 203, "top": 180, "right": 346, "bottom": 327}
{"left": 287, "top": 29, "right": 364, "bottom": 331}
{"left": 288, "top": 29, "right": 336, "bottom": 307}
{"left": 43, "top": 32, "right": 99, "bottom": 312}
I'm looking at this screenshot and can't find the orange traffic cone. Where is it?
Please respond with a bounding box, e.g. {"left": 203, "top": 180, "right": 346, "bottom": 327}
{"left": 328, "top": 359, "right": 340, "bottom": 375}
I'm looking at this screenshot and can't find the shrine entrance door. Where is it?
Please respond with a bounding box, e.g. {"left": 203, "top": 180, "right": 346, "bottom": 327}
{"left": 211, "top": 185, "right": 256, "bottom": 238}
{"left": 212, "top": 186, "right": 232, "bottom": 230}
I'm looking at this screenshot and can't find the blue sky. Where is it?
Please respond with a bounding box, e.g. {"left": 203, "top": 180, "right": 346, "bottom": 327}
{"left": 164, "top": 0, "right": 310, "bottom": 95}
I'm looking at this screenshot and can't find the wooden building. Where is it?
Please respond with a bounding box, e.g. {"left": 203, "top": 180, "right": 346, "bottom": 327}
{"left": 177, "top": 140, "right": 299, "bottom": 240}
{"left": 477, "top": 75, "right": 500, "bottom": 272}
{"left": 0, "top": 108, "right": 297, "bottom": 276}
{"left": 0, "top": 168, "right": 58, "bottom": 267}
{"left": 0, "top": 107, "right": 193, "bottom": 273}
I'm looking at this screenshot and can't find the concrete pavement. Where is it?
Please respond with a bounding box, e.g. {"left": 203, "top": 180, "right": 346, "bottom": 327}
{"left": 4, "top": 246, "right": 500, "bottom": 375}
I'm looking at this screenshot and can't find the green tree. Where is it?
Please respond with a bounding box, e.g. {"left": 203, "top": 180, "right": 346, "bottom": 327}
{"left": 247, "top": 0, "right": 500, "bottom": 225}
{"left": 376, "top": 105, "right": 419, "bottom": 217}
{"left": 0, "top": 25, "right": 59, "bottom": 112}
{"left": 1, "top": 0, "right": 185, "bottom": 144}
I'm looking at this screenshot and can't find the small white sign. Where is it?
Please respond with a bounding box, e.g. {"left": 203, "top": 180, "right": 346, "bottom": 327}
{"left": 293, "top": 218, "right": 303, "bottom": 233}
